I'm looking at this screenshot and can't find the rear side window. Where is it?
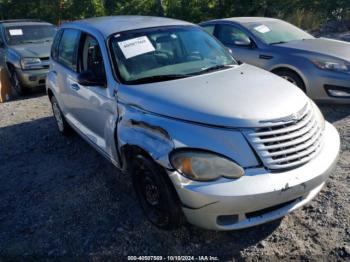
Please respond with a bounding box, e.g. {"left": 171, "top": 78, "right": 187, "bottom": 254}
{"left": 58, "top": 29, "right": 80, "bottom": 71}
{"left": 51, "top": 30, "right": 62, "bottom": 60}
{"left": 202, "top": 25, "right": 215, "bottom": 35}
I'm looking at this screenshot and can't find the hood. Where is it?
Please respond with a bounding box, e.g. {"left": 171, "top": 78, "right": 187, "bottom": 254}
{"left": 276, "top": 38, "right": 350, "bottom": 61}
{"left": 118, "top": 64, "right": 308, "bottom": 128}
{"left": 11, "top": 42, "right": 51, "bottom": 58}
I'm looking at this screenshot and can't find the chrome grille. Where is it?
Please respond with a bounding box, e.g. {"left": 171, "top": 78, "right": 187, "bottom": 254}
{"left": 244, "top": 104, "right": 324, "bottom": 170}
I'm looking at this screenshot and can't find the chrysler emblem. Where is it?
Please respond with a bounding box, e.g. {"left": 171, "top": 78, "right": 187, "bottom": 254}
{"left": 260, "top": 104, "right": 308, "bottom": 124}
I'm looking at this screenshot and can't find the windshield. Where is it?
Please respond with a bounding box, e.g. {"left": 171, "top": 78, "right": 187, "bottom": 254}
{"left": 245, "top": 20, "right": 314, "bottom": 45}
{"left": 5, "top": 25, "right": 56, "bottom": 45}
{"left": 110, "top": 26, "right": 237, "bottom": 84}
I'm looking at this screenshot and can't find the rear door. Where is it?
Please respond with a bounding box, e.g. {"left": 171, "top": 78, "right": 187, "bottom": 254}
{"left": 53, "top": 28, "right": 81, "bottom": 115}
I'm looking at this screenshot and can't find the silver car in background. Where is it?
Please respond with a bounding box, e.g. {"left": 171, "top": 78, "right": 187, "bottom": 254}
{"left": 47, "top": 16, "right": 340, "bottom": 231}
{"left": 0, "top": 19, "right": 56, "bottom": 95}
{"left": 200, "top": 17, "right": 350, "bottom": 103}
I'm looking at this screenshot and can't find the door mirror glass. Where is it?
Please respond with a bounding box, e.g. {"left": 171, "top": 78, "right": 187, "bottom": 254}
{"left": 77, "top": 70, "right": 106, "bottom": 86}
{"left": 217, "top": 24, "right": 253, "bottom": 48}
{"left": 234, "top": 37, "right": 251, "bottom": 47}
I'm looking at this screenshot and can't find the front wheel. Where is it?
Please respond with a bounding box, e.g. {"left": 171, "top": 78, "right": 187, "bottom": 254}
{"left": 274, "top": 70, "right": 306, "bottom": 93}
{"left": 130, "top": 154, "right": 183, "bottom": 230}
{"left": 10, "top": 69, "right": 26, "bottom": 96}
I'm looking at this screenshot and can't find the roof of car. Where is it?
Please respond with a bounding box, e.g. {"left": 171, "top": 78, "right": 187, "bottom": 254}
{"left": 202, "top": 17, "right": 279, "bottom": 25}
{"left": 63, "top": 16, "right": 194, "bottom": 38}
{"left": 0, "top": 19, "right": 53, "bottom": 27}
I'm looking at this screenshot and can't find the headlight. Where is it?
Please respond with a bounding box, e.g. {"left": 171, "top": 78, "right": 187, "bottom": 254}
{"left": 311, "top": 58, "right": 350, "bottom": 73}
{"left": 170, "top": 150, "right": 244, "bottom": 181}
{"left": 311, "top": 100, "right": 325, "bottom": 131}
{"left": 21, "top": 58, "right": 43, "bottom": 70}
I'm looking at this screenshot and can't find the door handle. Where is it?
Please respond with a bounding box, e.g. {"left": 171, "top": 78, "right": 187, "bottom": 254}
{"left": 259, "top": 54, "right": 273, "bottom": 60}
{"left": 70, "top": 83, "right": 80, "bottom": 91}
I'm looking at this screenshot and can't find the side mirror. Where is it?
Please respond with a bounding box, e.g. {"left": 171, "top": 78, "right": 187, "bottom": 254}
{"left": 234, "top": 37, "right": 252, "bottom": 47}
{"left": 77, "top": 70, "right": 106, "bottom": 86}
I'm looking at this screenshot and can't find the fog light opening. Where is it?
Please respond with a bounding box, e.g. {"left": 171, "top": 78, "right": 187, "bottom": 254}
{"left": 324, "top": 85, "right": 350, "bottom": 98}
{"left": 29, "top": 76, "right": 37, "bottom": 82}
{"left": 328, "top": 89, "right": 350, "bottom": 98}
{"left": 217, "top": 214, "right": 239, "bottom": 226}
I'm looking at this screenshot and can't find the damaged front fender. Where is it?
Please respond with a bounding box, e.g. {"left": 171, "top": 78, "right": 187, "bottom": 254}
{"left": 117, "top": 102, "right": 260, "bottom": 169}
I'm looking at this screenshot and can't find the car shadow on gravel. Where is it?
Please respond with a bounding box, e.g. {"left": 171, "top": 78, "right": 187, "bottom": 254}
{"left": 9, "top": 87, "right": 46, "bottom": 102}
{"left": 0, "top": 116, "right": 281, "bottom": 258}
{"left": 318, "top": 104, "right": 350, "bottom": 123}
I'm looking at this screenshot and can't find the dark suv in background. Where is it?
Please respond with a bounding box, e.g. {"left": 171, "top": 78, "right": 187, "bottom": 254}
{"left": 0, "top": 19, "right": 56, "bottom": 95}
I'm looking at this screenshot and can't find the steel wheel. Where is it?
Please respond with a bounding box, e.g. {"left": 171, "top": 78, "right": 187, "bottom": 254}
{"left": 11, "top": 70, "right": 25, "bottom": 96}
{"left": 281, "top": 75, "right": 297, "bottom": 85}
{"left": 50, "top": 96, "right": 71, "bottom": 135}
{"left": 52, "top": 99, "right": 64, "bottom": 132}
{"left": 274, "top": 69, "right": 306, "bottom": 93}
{"left": 131, "top": 154, "right": 183, "bottom": 229}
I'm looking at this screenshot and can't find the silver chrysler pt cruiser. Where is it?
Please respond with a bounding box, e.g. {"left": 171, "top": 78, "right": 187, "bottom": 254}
{"left": 47, "top": 16, "right": 340, "bottom": 230}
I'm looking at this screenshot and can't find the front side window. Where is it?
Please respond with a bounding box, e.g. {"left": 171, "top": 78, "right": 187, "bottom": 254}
{"left": 4, "top": 25, "right": 56, "bottom": 45}
{"left": 245, "top": 20, "right": 314, "bottom": 45}
{"left": 110, "top": 26, "right": 236, "bottom": 84}
{"left": 58, "top": 29, "right": 80, "bottom": 71}
{"left": 216, "top": 25, "right": 250, "bottom": 46}
{"left": 80, "top": 34, "right": 105, "bottom": 80}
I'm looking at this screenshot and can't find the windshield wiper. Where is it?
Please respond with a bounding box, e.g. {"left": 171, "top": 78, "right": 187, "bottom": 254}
{"left": 190, "top": 64, "right": 233, "bottom": 76}
{"left": 270, "top": 41, "right": 288, "bottom": 45}
{"left": 21, "top": 39, "right": 51, "bottom": 44}
{"left": 21, "top": 40, "right": 37, "bottom": 44}
{"left": 127, "top": 74, "right": 190, "bottom": 84}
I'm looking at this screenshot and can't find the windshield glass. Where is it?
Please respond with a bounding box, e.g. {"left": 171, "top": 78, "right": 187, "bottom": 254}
{"left": 5, "top": 25, "right": 56, "bottom": 45}
{"left": 245, "top": 20, "right": 314, "bottom": 45}
{"left": 110, "top": 26, "right": 237, "bottom": 84}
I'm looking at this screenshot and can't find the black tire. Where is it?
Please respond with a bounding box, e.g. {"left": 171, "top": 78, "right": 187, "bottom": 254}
{"left": 130, "top": 154, "right": 183, "bottom": 230}
{"left": 50, "top": 96, "right": 72, "bottom": 136}
{"left": 10, "top": 69, "right": 26, "bottom": 96}
{"left": 274, "top": 70, "right": 306, "bottom": 93}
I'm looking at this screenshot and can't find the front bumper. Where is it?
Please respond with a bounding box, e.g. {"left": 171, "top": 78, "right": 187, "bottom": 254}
{"left": 168, "top": 122, "right": 340, "bottom": 230}
{"left": 307, "top": 69, "right": 350, "bottom": 103}
{"left": 15, "top": 68, "right": 49, "bottom": 88}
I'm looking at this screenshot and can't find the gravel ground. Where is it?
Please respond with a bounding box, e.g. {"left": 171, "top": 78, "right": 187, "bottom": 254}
{"left": 0, "top": 93, "right": 349, "bottom": 260}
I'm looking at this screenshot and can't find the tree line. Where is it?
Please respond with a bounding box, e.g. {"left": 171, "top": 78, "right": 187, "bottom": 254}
{"left": 0, "top": 0, "right": 349, "bottom": 30}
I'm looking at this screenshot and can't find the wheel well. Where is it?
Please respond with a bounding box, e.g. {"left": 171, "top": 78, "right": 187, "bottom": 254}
{"left": 6, "top": 62, "right": 14, "bottom": 73}
{"left": 120, "top": 144, "right": 151, "bottom": 171}
{"left": 271, "top": 67, "right": 306, "bottom": 92}
{"left": 47, "top": 88, "right": 54, "bottom": 100}
{"left": 121, "top": 144, "right": 183, "bottom": 207}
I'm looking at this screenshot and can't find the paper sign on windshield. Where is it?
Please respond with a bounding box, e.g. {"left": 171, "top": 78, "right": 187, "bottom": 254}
{"left": 9, "top": 29, "right": 23, "bottom": 36}
{"left": 118, "top": 36, "right": 155, "bottom": 59}
{"left": 254, "top": 25, "right": 270, "bottom": 34}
